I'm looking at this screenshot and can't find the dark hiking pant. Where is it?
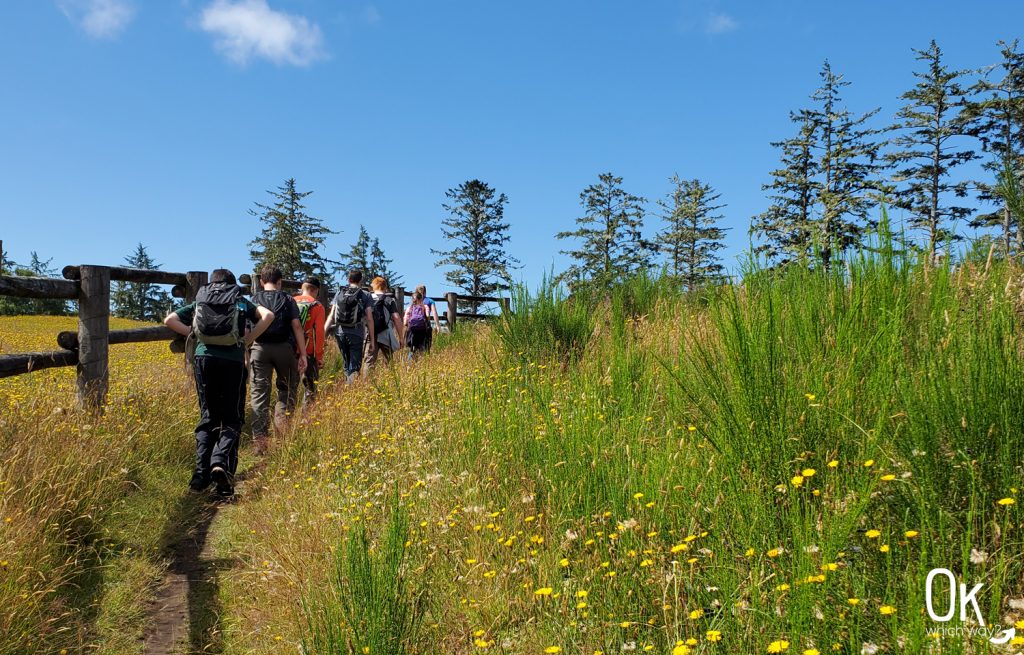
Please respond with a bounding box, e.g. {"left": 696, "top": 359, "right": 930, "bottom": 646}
{"left": 302, "top": 355, "right": 320, "bottom": 401}
{"left": 249, "top": 341, "right": 299, "bottom": 438}
{"left": 335, "top": 330, "right": 364, "bottom": 377}
{"left": 192, "top": 355, "right": 247, "bottom": 487}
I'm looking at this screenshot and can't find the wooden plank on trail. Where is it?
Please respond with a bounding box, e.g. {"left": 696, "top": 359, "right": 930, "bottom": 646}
{"left": 63, "top": 265, "right": 187, "bottom": 286}
{"left": 0, "top": 350, "right": 78, "bottom": 378}
{"left": 57, "top": 326, "right": 176, "bottom": 351}
{"left": 0, "top": 275, "right": 79, "bottom": 299}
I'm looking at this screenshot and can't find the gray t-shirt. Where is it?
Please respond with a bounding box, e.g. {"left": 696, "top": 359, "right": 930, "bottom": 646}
{"left": 334, "top": 287, "right": 375, "bottom": 338}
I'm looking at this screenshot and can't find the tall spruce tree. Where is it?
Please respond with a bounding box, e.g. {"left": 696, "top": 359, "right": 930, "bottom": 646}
{"left": 369, "top": 237, "right": 403, "bottom": 287}
{"left": 965, "top": 40, "right": 1024, "bottom": 257}
{"left": 249, "top": 178, "right": 337, "bottom": 280}
{"left": 751, "top": 115, "right": 820, "bottom": 264}
{"left": 111, "top": 243, "right": 169, "bottom": 322}
{"left": 556, "top": 172, "right": 651, "bottom": 289}
{"left": 886, "top": 40, "right": 976, "bottom": 261}
{"left": 432, "top": 179, "right": 519, "bottom": 311}
{"left": 805, "top": 61, "right": 884, "bottom": 271}
{"left": 656, "top": 175, "right": 728, "bottom": 290}
{"left": 339, "top": 225, "right": 372, "bottom": 276}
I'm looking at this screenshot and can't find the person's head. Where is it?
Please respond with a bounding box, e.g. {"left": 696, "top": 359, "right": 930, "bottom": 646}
{"left": 415, "top": 284, "right": 427, "bottom": 297}
{"left": 210, "top": 268, "right": 236, "bottom": 285}
{"left": 371, "top": 276, "right": 388, "bottom": 292}
{"left": 301, "top": 277, "right": 320, "bottom": 296}
{"left": 348, "top": 269, "right": 363, "bottom": 286}
{"left": 260, "top": 265, "right": 283, "bottom": 288}
{"left": 413, "top": 291, "right": 424, "bottom": 304}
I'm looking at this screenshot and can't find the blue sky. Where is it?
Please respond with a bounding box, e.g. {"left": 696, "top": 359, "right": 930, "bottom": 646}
{"left": 1, "top": 1, "right": 1021, "bottom": 294}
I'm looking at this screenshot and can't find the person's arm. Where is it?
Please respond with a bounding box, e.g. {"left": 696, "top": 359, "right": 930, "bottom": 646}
{"left": 324, "top": 305, "right": 335, "bottom": 333}
{"left": 245, "top": 306, "right": 275, "bottom": 346}
{"left": 164, "top": 310, "right": 191, "bottom": 336}
{"left": 291, "top": 318, "right": 308, "bottom": 373}
{"left": 430, "top": 304, "right": 441, "bottom": 331}
{"left": 364, "top": 306, "right": 375, "bottom": 348}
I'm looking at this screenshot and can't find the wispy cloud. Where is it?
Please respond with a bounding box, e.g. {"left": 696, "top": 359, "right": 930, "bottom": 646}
{"left": 199, "top": 0, "right": 326, "bottom": 67}
{"left": 705, "top": 11, "right": 738, "bottom": 35}
{"left": 362, "top": 5, "right": 381, "bottom": 25}
{"left": 58, "top": 0, "right": 136, "bottom": 39}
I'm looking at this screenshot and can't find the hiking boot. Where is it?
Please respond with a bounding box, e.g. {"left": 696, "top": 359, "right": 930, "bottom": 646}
{"left": 188, "top": 473, "right": 210, "bottom": 493}
{"left": 210, "top": 466, "right": 234, "bottom": 497}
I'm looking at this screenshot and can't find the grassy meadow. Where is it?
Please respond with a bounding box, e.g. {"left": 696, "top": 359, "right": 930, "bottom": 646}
{"left": 2, "top": 249, "right": 1024, "bottom": 654}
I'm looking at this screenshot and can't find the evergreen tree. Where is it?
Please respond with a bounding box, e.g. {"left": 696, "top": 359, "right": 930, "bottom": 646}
{"left": 369, "top": 237, "right": 403, "bottom": 287}
{"left": 805, "top": 61, "right": 884, "bottom": 271}
{"left": 964, "top": 40, "right": 1024, "bottom": 257}
{"left": 249, "top": 178, "right": 337, "bottom": 280}
{"left": 556, "top": 172, "right": 651, "bottom": 289}
{"left": 751, "top": 115, "right": 820, "bottom": 264}
{"left": 0, "top": 245, "right": 13, "bottom": 275}
{"left": 886, "top": 40, "right": 976, "bottom": 261}
{"left": 432, "top": 179, "right": 519, "bottom": 311}
{"left": 339, "top": 225, "right": 372, "bottom": 276}
{"left": 656, "top": 175, "right": 728, "bottom": 290}
{"left": 111, "top": 243, "right": 170, "bottom": 322}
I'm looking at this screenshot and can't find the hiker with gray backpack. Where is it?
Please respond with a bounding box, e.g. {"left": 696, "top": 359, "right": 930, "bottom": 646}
{"left": 324, "top": 269, "right": 375, "bottom": 384}
{"left": 163, "top": 268, "right": 275, "bottom": 498}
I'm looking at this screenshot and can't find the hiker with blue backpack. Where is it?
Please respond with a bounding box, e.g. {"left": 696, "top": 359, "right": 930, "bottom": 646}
{"left": 163, "top": 268, "right": 275, "bottom": 498}
{"left": 249, "top": 265, "right": 307, "bottom": 455}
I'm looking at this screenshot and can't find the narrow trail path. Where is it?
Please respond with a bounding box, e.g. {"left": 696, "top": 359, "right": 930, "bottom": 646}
{"left": 141, "top": 462, "right": 262, "bottom": 654}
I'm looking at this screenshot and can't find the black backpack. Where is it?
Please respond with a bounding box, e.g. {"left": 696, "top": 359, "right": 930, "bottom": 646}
{"left": 193, "top": 283, "right": 242, "bottom": 346}
{"left": 371, "top": 295, "right": 391, "bottom": 334}
{"left": 334, "top": 287, "right": 364, "bottom": 328}
{"left": 252, "top": 290, "right": 291, "bottom": 342}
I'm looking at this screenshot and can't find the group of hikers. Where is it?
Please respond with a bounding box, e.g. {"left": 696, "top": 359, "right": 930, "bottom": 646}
{"left": 163, "top": 265, "right": 442, "bottom": 498}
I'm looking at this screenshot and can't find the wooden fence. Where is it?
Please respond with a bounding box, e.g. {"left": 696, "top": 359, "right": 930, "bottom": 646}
{"left": 0, "top": 246, "right": 508, "bottom": 408}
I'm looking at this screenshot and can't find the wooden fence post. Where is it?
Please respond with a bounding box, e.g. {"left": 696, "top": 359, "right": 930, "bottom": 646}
{"left": 445, "top": 292, "right": 458, "bottom": 332}
{"left": 394, "top": 286, "right": 405, "bottom": 313}
{"left": 185, "top": 271, "right": 207, "bottom": 303}
{"left": 77, "top": 265, "right": 110, "bottom": 409}
{"left": 501, "top": 297, "right": 511, "bottom": 314}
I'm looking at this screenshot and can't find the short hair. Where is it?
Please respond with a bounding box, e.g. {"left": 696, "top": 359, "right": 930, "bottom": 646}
{"left": 348, "top": 269, "right": 363, "bottom": 284}
{"left": 260, "top": 265, "right": 283, "bottom": 284}
{"left": 415, "top": 284, "right": 427, "bottom": 296}
{"left": 210, "top": 268, "right": 235, "bottom": 284}
{"left": 303, "top": 277, "right": 321, "bottom": 290}
{"left": 371, "top": 276, "right": 388, "bottom": 292}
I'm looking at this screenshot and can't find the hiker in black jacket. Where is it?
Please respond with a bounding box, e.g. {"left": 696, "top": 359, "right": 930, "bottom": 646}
{"left": 249, "top": 265, "right": 307, "bottom": 455}
{"left": 164, "top": 269, "right": 275, "bottom": 497}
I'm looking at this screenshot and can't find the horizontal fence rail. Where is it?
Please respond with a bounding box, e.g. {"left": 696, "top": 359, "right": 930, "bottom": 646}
{"left": 0, "top": 245, "right": 509, "bottom": 407}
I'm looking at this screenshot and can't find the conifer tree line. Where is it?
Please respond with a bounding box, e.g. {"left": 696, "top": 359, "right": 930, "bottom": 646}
{"left": 753, "top": 39, "right": 1024, "bottom": 268}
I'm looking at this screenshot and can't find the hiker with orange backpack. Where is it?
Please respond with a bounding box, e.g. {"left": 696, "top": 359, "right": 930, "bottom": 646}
{"left": 294, "top": 277, "right": 326, "bottom": 401}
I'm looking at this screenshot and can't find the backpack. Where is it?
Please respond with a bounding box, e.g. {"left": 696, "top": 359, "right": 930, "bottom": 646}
{"left": 407, "top": 303, "right": 428, "bottom": 330}
{"left": 296, "top": 297, "right": 320, "bottom": 350}
{"left": 193, "top": 283, "right": 242, "bottom": 346}
{"left": 371, "top": 295, "right": 391, "bottom": 335}
{"left": 252, "top": 290, "right": 291, "bottom": 342}
{"left": 334, "top": 287, "right": 364, "bottom": 328}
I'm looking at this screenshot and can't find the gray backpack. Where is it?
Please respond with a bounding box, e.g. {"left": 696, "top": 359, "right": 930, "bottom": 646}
{"left": 193, "top": 283, "right": 242, "bottom": 346}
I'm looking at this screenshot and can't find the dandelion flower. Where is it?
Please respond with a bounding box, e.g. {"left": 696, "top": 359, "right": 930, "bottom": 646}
{"left": 545, "top": 648, "right": 562, "bottom": 654}
{"left": 864, "top": 529, "right": 881, "bottom": 539}
{"left": 801, "top": 468, "right": 816, "bottom": 477}
{"left": 998, "top": 497, "right": 1015, "bottom": 506}
{"left": 767, "top": 640, "right": 790, "bottom": 653}
{"left": 904, "top": 530, "right": 919, "bottom": 538}
{"left": 534, "top": 587, "right": 553, "bottom": 597}
{"left": 879, "top": 605, "right": 896, "bottom": 615}
{"left": 706, "top": 630, "right": 722, "bottom": 642}
{"left": 791, "top": 475, "right": 805, "bottom": 487}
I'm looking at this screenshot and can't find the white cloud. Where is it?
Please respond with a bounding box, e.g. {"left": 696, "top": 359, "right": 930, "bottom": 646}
{"left": 705, "top": 11, "right": 738, "bottom": 35}
{"left": 362, "top": 5, "right": 381, "bottom": 25}
{"left": 199, "top": 0, "right": 326, "bottom": 67}
{"left": 58, "top": 0, "right": 136, "bottom": 39}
